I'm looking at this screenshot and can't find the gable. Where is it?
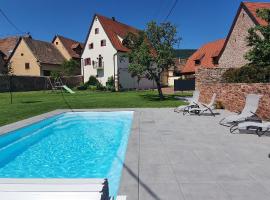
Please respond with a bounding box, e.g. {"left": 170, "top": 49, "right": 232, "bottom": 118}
{"left": 53, "top": 36, "right": 71, "bottom": 60}
{"left": 82, "top": 15, "right": 116, "bottom": 58}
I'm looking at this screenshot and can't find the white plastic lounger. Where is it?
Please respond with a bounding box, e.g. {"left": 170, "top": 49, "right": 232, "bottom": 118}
{"left": 174, "top": 90, "right": 200, "bottom": 113}
{"left": 219, "top": 94, "right": 262, "bottom": 127}
{"left": 185, "top": 93, "right": 217, "bottom": 116}
{"left": 234, "top": 121, "right": 270, "bottom": 136}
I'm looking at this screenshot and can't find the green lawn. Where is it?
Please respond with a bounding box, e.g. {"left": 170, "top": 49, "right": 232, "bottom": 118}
{"left": 0, "top": 90, "right": 188, "bottom": 126}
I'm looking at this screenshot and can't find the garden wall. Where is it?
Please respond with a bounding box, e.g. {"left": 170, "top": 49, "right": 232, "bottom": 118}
{"left": 0, "top": 75, "right": 83, "bottom": 92}
{"left": 198, "top": 83, "right": 270, "bottom": 120}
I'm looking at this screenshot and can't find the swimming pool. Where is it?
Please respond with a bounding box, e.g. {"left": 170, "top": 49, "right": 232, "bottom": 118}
{"left": 0, "top": 111, "right": 133, "bottom": 198}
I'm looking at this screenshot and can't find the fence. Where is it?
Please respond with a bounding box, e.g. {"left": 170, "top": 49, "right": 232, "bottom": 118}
{"left": 0, "top": 75, "right": 83, "bottom": 92}
{"left": 174, "top": 79, "right": 195, "bottom": 91}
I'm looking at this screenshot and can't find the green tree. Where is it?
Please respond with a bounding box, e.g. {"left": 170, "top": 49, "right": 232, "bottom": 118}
{"left": 245, "top": 9, "right": 270, "bottom": 66}
{"left": 123, "top": 21, "right": 180, "bottom": 100}
{"left": 61, "top": 59, "right": 79, "bottom": 76}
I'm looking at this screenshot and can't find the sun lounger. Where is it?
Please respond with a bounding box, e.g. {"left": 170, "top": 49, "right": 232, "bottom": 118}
{"left": 185, "top": 93, "right": 217, "bottom": 116}
{"left": 174, "top": 90, "right": 200, "bottom": 113}
{"left": 219, "top": 94, "right": 262, "bottom": 127}
{"left": 232, "top": 121, "right": 270, "bottom": 136}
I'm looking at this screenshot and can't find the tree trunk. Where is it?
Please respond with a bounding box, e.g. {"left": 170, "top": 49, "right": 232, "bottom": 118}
{"left": 154, "top": 77, "right": 164, "bottom": 100}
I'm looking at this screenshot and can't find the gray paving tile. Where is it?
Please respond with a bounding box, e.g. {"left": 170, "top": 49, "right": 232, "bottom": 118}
{"left": 181, "top": 183, "right": 230, "bottom": 200}
{"left": 139, "top": 164, "right": 176, "bottom": 184}
{"left": 220, "top": 181, "right": 270, "bottom": 200}
{"left": 139, "top": 183, "right": 185, "bottom": 200}
{"left": 172, "top": 163, "right": 215, "bottom": 183}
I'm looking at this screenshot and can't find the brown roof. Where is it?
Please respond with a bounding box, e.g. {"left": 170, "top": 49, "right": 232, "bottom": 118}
{"left": 243, "top": 2, "right": 270, "bottom": 26}
{"left": 182, "top": 39, "right": 225, "bottom": 74}
{"left": 23, "top": 37, "right": 65, "bottom": 65}
{"left": 96, "top": 14, "right": 141, "bottom": 52}
{"left": 53, "top": 35, "right": 83, "bottom": 59}
{"left": 0, "top": 36, "right": 20, "bottom": 60}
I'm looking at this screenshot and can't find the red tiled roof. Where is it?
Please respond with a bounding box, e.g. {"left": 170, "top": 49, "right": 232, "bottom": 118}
{"left": 243, "top": 2, "right": 270, "bottom": 26}
{"left": 96, "top": 14, "right": 141, "bottom": 52}
{"left": 0, "top": 36, "right": 20, "bottom": 60}
{"left": 181, "top": 39, "right": 225, "bottom": 74}
{"left": 23, "top": 37, "right": 65, "bottom": 65}
{"left": 53, "top": 35, "right": 83, "bottom": 59}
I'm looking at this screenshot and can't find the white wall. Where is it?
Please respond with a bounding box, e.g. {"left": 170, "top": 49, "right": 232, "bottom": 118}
{"left": 117, "top": 53, "right": 156, "bottom": 89}
{"left": 81, "top": 16, "right": 117, "bottom": 84}
{"left": 82, "top": 15, "right": 156, "bottom": 89}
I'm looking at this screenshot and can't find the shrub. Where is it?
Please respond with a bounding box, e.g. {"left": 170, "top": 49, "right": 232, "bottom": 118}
{"left": 77, "top": 83, "right": 88, "bottom": 90}
{"left": 222, "top": 65, "right": 270, "bottom": 83}
{"left": 88, "top": 76, "right": 99, "bottom": 86}
{"left": 96, "top": 82, "right": 106, "bottom": 91}
{"left": 89, "top": 85, "right": 97, "bottom": 91}
{"left": 106, "top": 76, "right": 115, "bottom": 91}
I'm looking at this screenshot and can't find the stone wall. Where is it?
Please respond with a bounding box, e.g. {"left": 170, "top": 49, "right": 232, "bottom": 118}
{"left": 0, "top": 75, "right": 83, "bottom": 92}
{"left": 218, "top": 7, "right": 254, "bottom": 68}
{"left": 199, "top": 83, "right": 270, "bottom": 120}
{"left": 195, "top": 67, "right": 230, "bottom": 89}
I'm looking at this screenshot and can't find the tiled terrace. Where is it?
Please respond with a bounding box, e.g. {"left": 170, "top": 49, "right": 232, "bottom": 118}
{"left": 119, "top": 108, "right": 270, "bottom": 200}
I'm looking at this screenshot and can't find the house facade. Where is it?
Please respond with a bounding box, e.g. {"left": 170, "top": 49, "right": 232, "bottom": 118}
{"left": 52, "top": 35, "right": 83, "bottom": 75}
{"left": 9, "top": 36, "right": 65, "bottom": 76}
{"left": 219, "top": 2, "right": 270, "bottom": 68}
{"left": 81, "top": 14, "right": 155, "bottom": 90}
{"left": 0, "top": 36, "right": 20, "bottom": 74}
{"left": 0, "top": 51, "right": 5, "bottom": 74}
{"left": 161, "top": 49, "right": 196, "bottom": 86}
{"left": 181, "top": 39, "right": 225, "bottom": 77}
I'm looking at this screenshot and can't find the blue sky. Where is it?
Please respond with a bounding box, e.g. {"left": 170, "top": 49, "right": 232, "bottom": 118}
{"left": 1, "top": 0, "right": 269, "bottom": 49}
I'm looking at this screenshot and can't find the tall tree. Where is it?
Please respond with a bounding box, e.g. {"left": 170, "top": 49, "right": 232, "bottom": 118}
{"left": 123, "top": 21, "right": 180, "bottom": 100}
{"left": 245, "top": 9, "right": 270, "bottom": 66}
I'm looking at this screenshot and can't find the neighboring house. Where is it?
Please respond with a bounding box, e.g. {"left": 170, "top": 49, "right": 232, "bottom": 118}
{"left": 181, "top": 39, "right": 225, "bottom": 78}
{"left": 161, "top": 49, "right": 196, "bottom": 86}
{"left": 81, "top": 14, "right": 155, "bottom": 90}
{"left": 219, "top": 2, "right": 270, "bottom": 68}
{"left": 0, "top": 51, "right": 5, "bottom": 74}
{"left": 0, "top": 36, "right": 20, "bottom": 73}
{"left": 9, "top": 36, "right": 65, "bottom": 76}
{"left": 52, "top": 35, "right": 83, "bottom": 74}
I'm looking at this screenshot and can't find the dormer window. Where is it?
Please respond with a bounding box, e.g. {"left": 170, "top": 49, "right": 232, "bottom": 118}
{"left": 89, "top": 43, "right": 94, "bottom": 49}
{"left": 95, "top": 28, "right": 99, "bottom": 34}
{"left": 195, "top": 59, "right": 201, "bottom": 66}
{"left": 212, "top": 57, "right": 219, "bottom": 65}
{"left": 101, "top": 40, "right": 106, "bottom": 47}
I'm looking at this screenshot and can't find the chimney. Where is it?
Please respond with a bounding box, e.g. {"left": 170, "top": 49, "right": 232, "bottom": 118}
{"left": 112, "top": 17, "right": 116, "bottom": 21}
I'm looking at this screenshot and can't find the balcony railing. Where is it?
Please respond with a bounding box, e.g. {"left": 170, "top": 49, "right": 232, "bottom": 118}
{"left": 93, "top": 61, "right": 104, "bottom": 69}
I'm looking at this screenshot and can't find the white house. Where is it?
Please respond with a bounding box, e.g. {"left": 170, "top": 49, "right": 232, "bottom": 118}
{"left": 81, "top": 14, "right": 156, "bottom": 90}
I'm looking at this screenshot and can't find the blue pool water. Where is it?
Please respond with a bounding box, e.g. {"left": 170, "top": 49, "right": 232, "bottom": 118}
{"left": 0, "top": 111, "right": 133, "bottom": 197}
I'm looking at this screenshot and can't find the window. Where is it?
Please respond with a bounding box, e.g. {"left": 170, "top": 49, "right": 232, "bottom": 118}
{"left": 43, "top": 70, "right": 51, "bottom": 76}
{"left": 101, "top": 39, "right": 106, "bottom": 47}
{"left": 212, "top": 57, "right": 219, "bottom": 65}
{"left": 95, "top": 28, "right": 99, "bottom": 34}
{"left": 55, "top": 42, "right": 58, "bottom": 45}
{"left": 89, "top": 43, "right": 94, "bottom": 49}
{"left": 25, "top": 63, "right": 30, "bottom": 69}
{"left": 21, "top": 53, "right": 24, "bottom": 56}
{"left": 194, "top": 59, "right": 201, "bottom": 66}
{"left": 84, "top": 58, "right": 91, "bottom": 66}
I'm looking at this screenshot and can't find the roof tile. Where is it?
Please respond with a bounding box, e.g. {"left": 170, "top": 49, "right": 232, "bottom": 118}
{"left": 23, "top": 37, "right": 65, "bottom": 65}
{"left": 96, "top": 14, "right": 140, "bottom": 52}
{"left": 181, "top": 39, "right": 225, "bottom": 74}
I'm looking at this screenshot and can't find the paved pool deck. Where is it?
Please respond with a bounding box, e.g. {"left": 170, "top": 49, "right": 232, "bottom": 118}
{"left": 119, "top": 108, "right": 270, "bottom": 200}
{"left": 1, "top": 108, "right": 270, "bottom": 200}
